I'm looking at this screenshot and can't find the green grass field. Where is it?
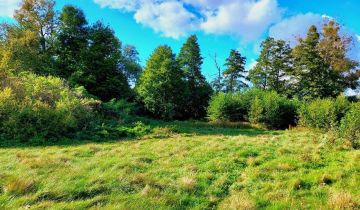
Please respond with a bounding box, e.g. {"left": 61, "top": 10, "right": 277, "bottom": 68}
{"left": 0, "top": 121, "right": 359, "bottom": 209}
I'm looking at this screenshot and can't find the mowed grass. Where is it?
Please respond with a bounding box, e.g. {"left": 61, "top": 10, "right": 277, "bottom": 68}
{"left": 0, "top": 121, "right": 359, "bottom": 209}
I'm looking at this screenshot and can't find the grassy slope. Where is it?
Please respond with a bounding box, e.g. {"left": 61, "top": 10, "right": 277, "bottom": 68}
{"left": 0, "top": 122, "right": 359, "bottom": 209}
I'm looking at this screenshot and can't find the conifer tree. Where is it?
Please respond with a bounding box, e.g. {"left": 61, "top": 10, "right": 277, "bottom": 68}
{"left": 223, "top": 49, "right": 247, "bottom": 93}
{"left": 249, "top": 37, "right": 293, "bottom": 95}
{"left": 292, "top": 25, "right": 330, "bottom": 98}
{"left": 177, "top": 35, "right": 212, "bottom": 118}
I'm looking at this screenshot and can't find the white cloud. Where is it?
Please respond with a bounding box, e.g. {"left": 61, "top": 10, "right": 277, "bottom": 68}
{"left": 0, "top": 0, "right": 21, "bottom": 18}
{"left": 269, "top": 13, "right": 326, "bottom": 46}
{"left": 94, "top": 0, "right": 139, "bottom": 11}
{"left": 134, "top": 1, "right": 198, "bottom": 39}
{"left": 93, "top": 0, "right": 283, "bottom": 40}
{"left": 356, "top": 35, "right": 360, "bottom": 42}
{"left": 201, "top": 0, "right": 282, "bottom": 41}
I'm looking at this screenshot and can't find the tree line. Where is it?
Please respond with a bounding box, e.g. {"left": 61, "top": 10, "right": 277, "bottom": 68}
{"left": 1, "top": 0, "right": 359, "bottom": 122}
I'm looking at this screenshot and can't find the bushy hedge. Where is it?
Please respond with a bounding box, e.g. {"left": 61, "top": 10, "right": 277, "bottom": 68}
{"left": 0, "top": 73, "right": 99, "bottom": 143}
{"left": 208, "top": 89, "right": 298, "bottom": 129}
{"left": 249, "top": 91, "right": 298, "bottom": 129}
{"left": 207, "top": 93, "right": 246, "bottom": 122}
{"left": 298, "top": 95, "right": 351, "bottom": 131}
{"left": 339, "top": 102, "right": 360, "bottom": 148}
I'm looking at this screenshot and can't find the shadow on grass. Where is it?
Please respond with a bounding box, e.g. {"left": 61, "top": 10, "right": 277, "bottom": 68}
{"left": 162, "top": 120, "right": 281, "bottom": 137}
{"left": 0, "top": 120, "right": 281, "bottom": 149}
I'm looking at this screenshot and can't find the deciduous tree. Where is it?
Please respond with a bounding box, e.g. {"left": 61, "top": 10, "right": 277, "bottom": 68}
{"left": 136, "top": 45, "right": 186, "bottom": 120}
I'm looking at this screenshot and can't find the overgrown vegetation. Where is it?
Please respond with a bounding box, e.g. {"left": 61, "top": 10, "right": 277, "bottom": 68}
{"left": 0, "top": 0, "right": 359, "bottom": 208}
{"left": 0, "top": 73, "right": 98, "bottom": 144}
{"left": 0, "top": 122, "right": 359, "bottom": 209}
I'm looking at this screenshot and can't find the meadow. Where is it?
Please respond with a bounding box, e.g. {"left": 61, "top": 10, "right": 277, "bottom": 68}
{"left": 1, "top": 121, "right": 359, "bottom": 209}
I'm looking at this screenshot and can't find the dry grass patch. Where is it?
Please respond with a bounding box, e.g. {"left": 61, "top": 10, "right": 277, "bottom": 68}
{"left": 219, "top": 192, "right": 256, "bottom": 210}
{"left": 179, "top": 176, "right": 197, "bottom": 191}
{"left": 329, "top": 192, "right": 355, "bottom": 209}
{"left": 4, "top": 177, "right": 36, "bottom": 195}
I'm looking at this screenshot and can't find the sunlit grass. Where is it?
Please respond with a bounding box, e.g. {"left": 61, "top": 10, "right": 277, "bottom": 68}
{"left": 0, "top": 121, "right": 359, "bottom": 209}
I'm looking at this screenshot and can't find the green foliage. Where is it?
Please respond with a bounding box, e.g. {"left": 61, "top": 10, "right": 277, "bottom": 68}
{"left": 207, "top": 93, "right": 246, "bottom": 122}
{"left": 0, "top": 0, "right": 57, "bottom": 75}
{"left": 136, "top": 45, "right": 186, "bottom": 120}
{"left": 56, "top": 5, "right": 88, "bottom": 79}
{"left": 120, "top": 45, "right": 143, "bottom": 85}
{"left": 339, "top": 103, "right": 360, "bottom": 148}
{"left": 208, "top": 89, "right": 297, "bottom": 129}
{"left": 102, "top": 99, "right": 139, "bottom": 121}
{"left": 0, "top": 73, "right": 98, "bottom": 143}
{"left": 71, "top": 21, "right": 132, "bottom": 101}
{"left": 248, "top": 37, "right": 293, "bottom": 95}
{"left": 334, "top": 94, "right": 351, "bottom": 121}
{"left": 298, "top": 98, "right": 337, "bottom": 130}
{"left": 298, "top": 96, "right": 352, "bottom": 133}
{"left": 248, "top": 91, "right": 298, "bottom": 129}
{"left": 292, "top": 26, "right": 332, "bottom": 99}
{"left": 318, "top": 21, "right": 359, "bottom": 90}
{"left": 14, "top": 0, "right": 56, "bottom": 53}
{"left": 291, "top": 23, "right": 359, "bottom": 99}
{"left": 177, "top": 35, "right": 213, "bottom": 119}
{"left": 223, "top": 49, "right": 248, "bottom": 92}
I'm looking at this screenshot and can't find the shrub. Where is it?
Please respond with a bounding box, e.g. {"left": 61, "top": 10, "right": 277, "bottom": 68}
{"left": 248, "top": 91, "right": 297, "bottom": 129}
{"left": 208, "top": 90, "right": 297, "bottom": 129}
{"left": 102, "top": 99, "right": 139, "bottom": 122}
{"left": 334, "top": 94, "right": 351, "bottom": 122}
{"left": 298, "top": 98, "right": 337, "bottom": 130}
{"left": 339, "top": 102, "right": 360, "bottom": 149}
{"left": 207, "top": 93, "right": 246, "bottom": 122}
{"left": 0, "top": 73, "right": 99, "bottom": 143}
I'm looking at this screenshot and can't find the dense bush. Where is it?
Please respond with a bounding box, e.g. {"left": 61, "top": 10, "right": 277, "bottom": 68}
{"left": 0, "top": 73, "right": 99, "bottom": 143}
{"left": 207, "top": 93, "right": 246, "bottom": 122}
{"left": 298, "top": 96, "right": 351, "bottom": 131}
{"left": 102, "top": 99, "right": 139, "bottom": 122}
{"left": 339, "top": 103, "right": 360, "bottom": 148}
{"left": 248, "top": 91, "right": 298, "bottom": 129}
{"left": 208, "top": 90, "right": 297, "bottom": 129}
{"left": 298, "top": 98, "right": 336, "bottom": 130}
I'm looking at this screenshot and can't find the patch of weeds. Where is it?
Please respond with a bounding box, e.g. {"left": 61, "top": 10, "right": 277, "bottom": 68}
{"left": 4, "top": 177, "right": 36, "bottom": 196}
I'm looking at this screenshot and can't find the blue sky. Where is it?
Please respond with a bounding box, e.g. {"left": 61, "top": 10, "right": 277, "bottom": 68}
{"left": 1, "top": 0, "right": 360, "bottom": 82}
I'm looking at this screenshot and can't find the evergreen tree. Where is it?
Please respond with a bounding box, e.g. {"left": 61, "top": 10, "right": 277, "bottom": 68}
{"left": 291, "top": 24, "right": 359, "bottom": 99}
{"left": 56, "top": 5, "right": 88, "bottom": 79}
{"left": 249, "top": 37, "right": 293, "bottom": 95}
{"left": 72, "top": 21, "right": 131, "bottom": 101}
{"left": 292, "top": 25, "right": 331, "bottom": 98}
{"left": 223, "top": 49, "right": 247, "bottom": 93}
{"left": 177, "top": 35, "right": 213, "bottom": 119}
{"left": 136, "top": 45, "right": 186, "bottom": 120}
